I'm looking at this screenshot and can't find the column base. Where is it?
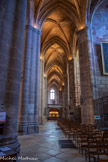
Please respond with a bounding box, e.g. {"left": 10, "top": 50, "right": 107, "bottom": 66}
{"left": 34, "top": 123, "right": 39, "bottom": 133}
{"left": 18, "top": 122, "right": 39, "bottom": 134}
{"left": 0, "top": 134, "right": 20, "bottom": 156}
{"left": 38, "top": 117, "right": 47, "bottom": 125}
{"left": 27, "top": 122, "right": 39, "bottom": 134}
{"left": 18, "top": 122, "right": 27, "bottom": 135}
{"left": 27, "top": 123, "right": 35, "bottom": 134}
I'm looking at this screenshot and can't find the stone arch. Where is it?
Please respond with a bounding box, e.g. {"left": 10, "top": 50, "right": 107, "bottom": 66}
{"left": 86, "top": 0, "right": 106, "bottom": 26}
{"left": 48, "top": 83, "right": 59, "bottom": 90}
{"left": 48, "top": 79, "right": 60, "bottom": 89}
{"left": 42, "top": 36, "right": 69, "bottom": 58}
{"left": 36, "top": 0, "right": 80, "bottom": 30}
{"left": 48, "top": 71, "right": 63, "bottom": 82}
{"left": 90, "top": 0, "right": 108, "bottom": 99}
{"left": 45, "top": 62, "right": 65, "bottom": 75}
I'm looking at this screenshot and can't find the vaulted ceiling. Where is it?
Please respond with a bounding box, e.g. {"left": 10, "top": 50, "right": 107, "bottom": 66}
{"left": 33, "top": 0, "right": 101, "bottom": 91}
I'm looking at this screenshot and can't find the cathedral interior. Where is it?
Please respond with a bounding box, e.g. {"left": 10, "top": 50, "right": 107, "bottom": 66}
{"left": 0, "top": 0, "right": 108, "bottom": 161}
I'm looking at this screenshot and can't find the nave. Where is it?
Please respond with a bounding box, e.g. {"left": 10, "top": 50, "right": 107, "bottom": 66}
{"left": 0, "top": 0, "right": 108, "bottom": 161}
{"left": 19, "top": 121, "right": 85, "bottom": 162}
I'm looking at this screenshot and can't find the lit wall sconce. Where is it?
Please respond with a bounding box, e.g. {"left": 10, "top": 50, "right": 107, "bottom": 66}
{"left": 62, "top": 82, "right": 64, "bottom": 86}
{"left": 44, "top": 73, "right": 47, "bottom": 77}
{"left": 68, "top": 56, "right": 72, "bottom": 60}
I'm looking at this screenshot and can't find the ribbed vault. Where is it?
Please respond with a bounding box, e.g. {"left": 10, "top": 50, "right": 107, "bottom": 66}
{"left": 34, "top": 0, "right": 87, "bottom": 91}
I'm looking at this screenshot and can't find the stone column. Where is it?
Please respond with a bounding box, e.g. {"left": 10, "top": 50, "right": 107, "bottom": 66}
{"left": 0, "top": 0, "right": 27, "bottom": 152}
{"left": 74, "top": 57, "right": 81, "bottom": 106}
{"left": 18, "top": 25, "right": 32, "bottom": 134}
{"left": 64, "top": 70, "right": 69, "bottom": 119}
{"left": 77, "top": 27, "right": 94, "bottom": 124}
{"left": 68, "top": 59, "right": 76, "bottom": 119}
{"left": 67, "top": 63, "right": 70, "bottom": 119}
{"left": 43, "top": 76, "right": 47, "bottom": 122}
{"left": 39, "top": 58, "right": 47, "bottom": 125}
{"left": 59, "top": 90, "right": 62, "bottom": 105}
{"left": 62, "top": 86, "right": 65, "bottom": 118}
{"left": 18, "top": 25, "right": 41, "bottom": 134}
{"left": 28, "top": 27, "right": 41, "bottom": 133}
{"left": 39, "top": 58, "right": 44, "bottom": 125}
{"left": 64, "top": 77, "right": 67, "bottom": 119}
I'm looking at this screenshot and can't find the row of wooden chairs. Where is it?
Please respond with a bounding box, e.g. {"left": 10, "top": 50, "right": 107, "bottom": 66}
{"left": 57, "top": 119, "right": 108, "bottom": 162}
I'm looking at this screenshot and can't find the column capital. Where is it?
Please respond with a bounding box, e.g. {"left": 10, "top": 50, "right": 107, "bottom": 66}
{"left": 76, "top": 26, "right": 88, "bottom": 35}
{"left": 68, "top": 58, "right": 74, "bottom": 66}
{"left": 25, "top": 25, "right": 41, "bottom": 35}
{"left": 76, "top": 25, "right": 92, "bottom": 36}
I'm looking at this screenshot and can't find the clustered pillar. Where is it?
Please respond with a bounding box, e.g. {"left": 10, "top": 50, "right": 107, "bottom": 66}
{"left": 64, "top": 72, "right": 68, "bottom": 119}
{"left": 77, "top": 27, "right": 94, "bottom": 124}
{"left": 43, "top": 76, "right": 48, "bottom": 120}
{"left": 0, "top": 0, "right": 27, "bottom": 152}
{"left": 18, "top": 25, "right": 41, "bottom": 134}
{"left": 61, "top": 86, "right": 65, "bottom": 118}
{"left": 39, "top": 58, "right": 47, "bottom": 125}
{"left": 74, "top": 57, "right": 81, "bottom": 106}
{"left": 18, "top": 25, "right": 32, "bottom": 134}
{"left": 68, "top": 59, "right": 76, "bottom": 119}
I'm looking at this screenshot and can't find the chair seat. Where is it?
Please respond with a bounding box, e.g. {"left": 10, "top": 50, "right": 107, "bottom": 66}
{"left": 94, "top": 155, "right": 108, "bottom": 160}
{"left": 87, "top": 148, "right": 97, "bottom": 152}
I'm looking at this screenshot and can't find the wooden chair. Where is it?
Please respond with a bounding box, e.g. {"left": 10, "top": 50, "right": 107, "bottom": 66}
{"left": 93, "top": 140, "right": 108, "bottom": 162}
{"left": 85, "top": 139, "right": 99, "bottom": 162}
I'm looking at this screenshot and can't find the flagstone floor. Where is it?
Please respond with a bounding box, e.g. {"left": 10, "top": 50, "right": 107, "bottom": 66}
{"left": 19, "top": 121, "right": 86, "bottom": 162}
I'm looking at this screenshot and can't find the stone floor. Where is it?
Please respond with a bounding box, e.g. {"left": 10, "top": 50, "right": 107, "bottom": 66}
{"left": 19, "top": 121, "right": 86, "bottom": 162}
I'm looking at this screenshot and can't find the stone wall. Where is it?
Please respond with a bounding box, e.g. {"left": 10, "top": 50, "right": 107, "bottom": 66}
{"left": 91, "top": 1, "right": 108, "bottom": 99}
